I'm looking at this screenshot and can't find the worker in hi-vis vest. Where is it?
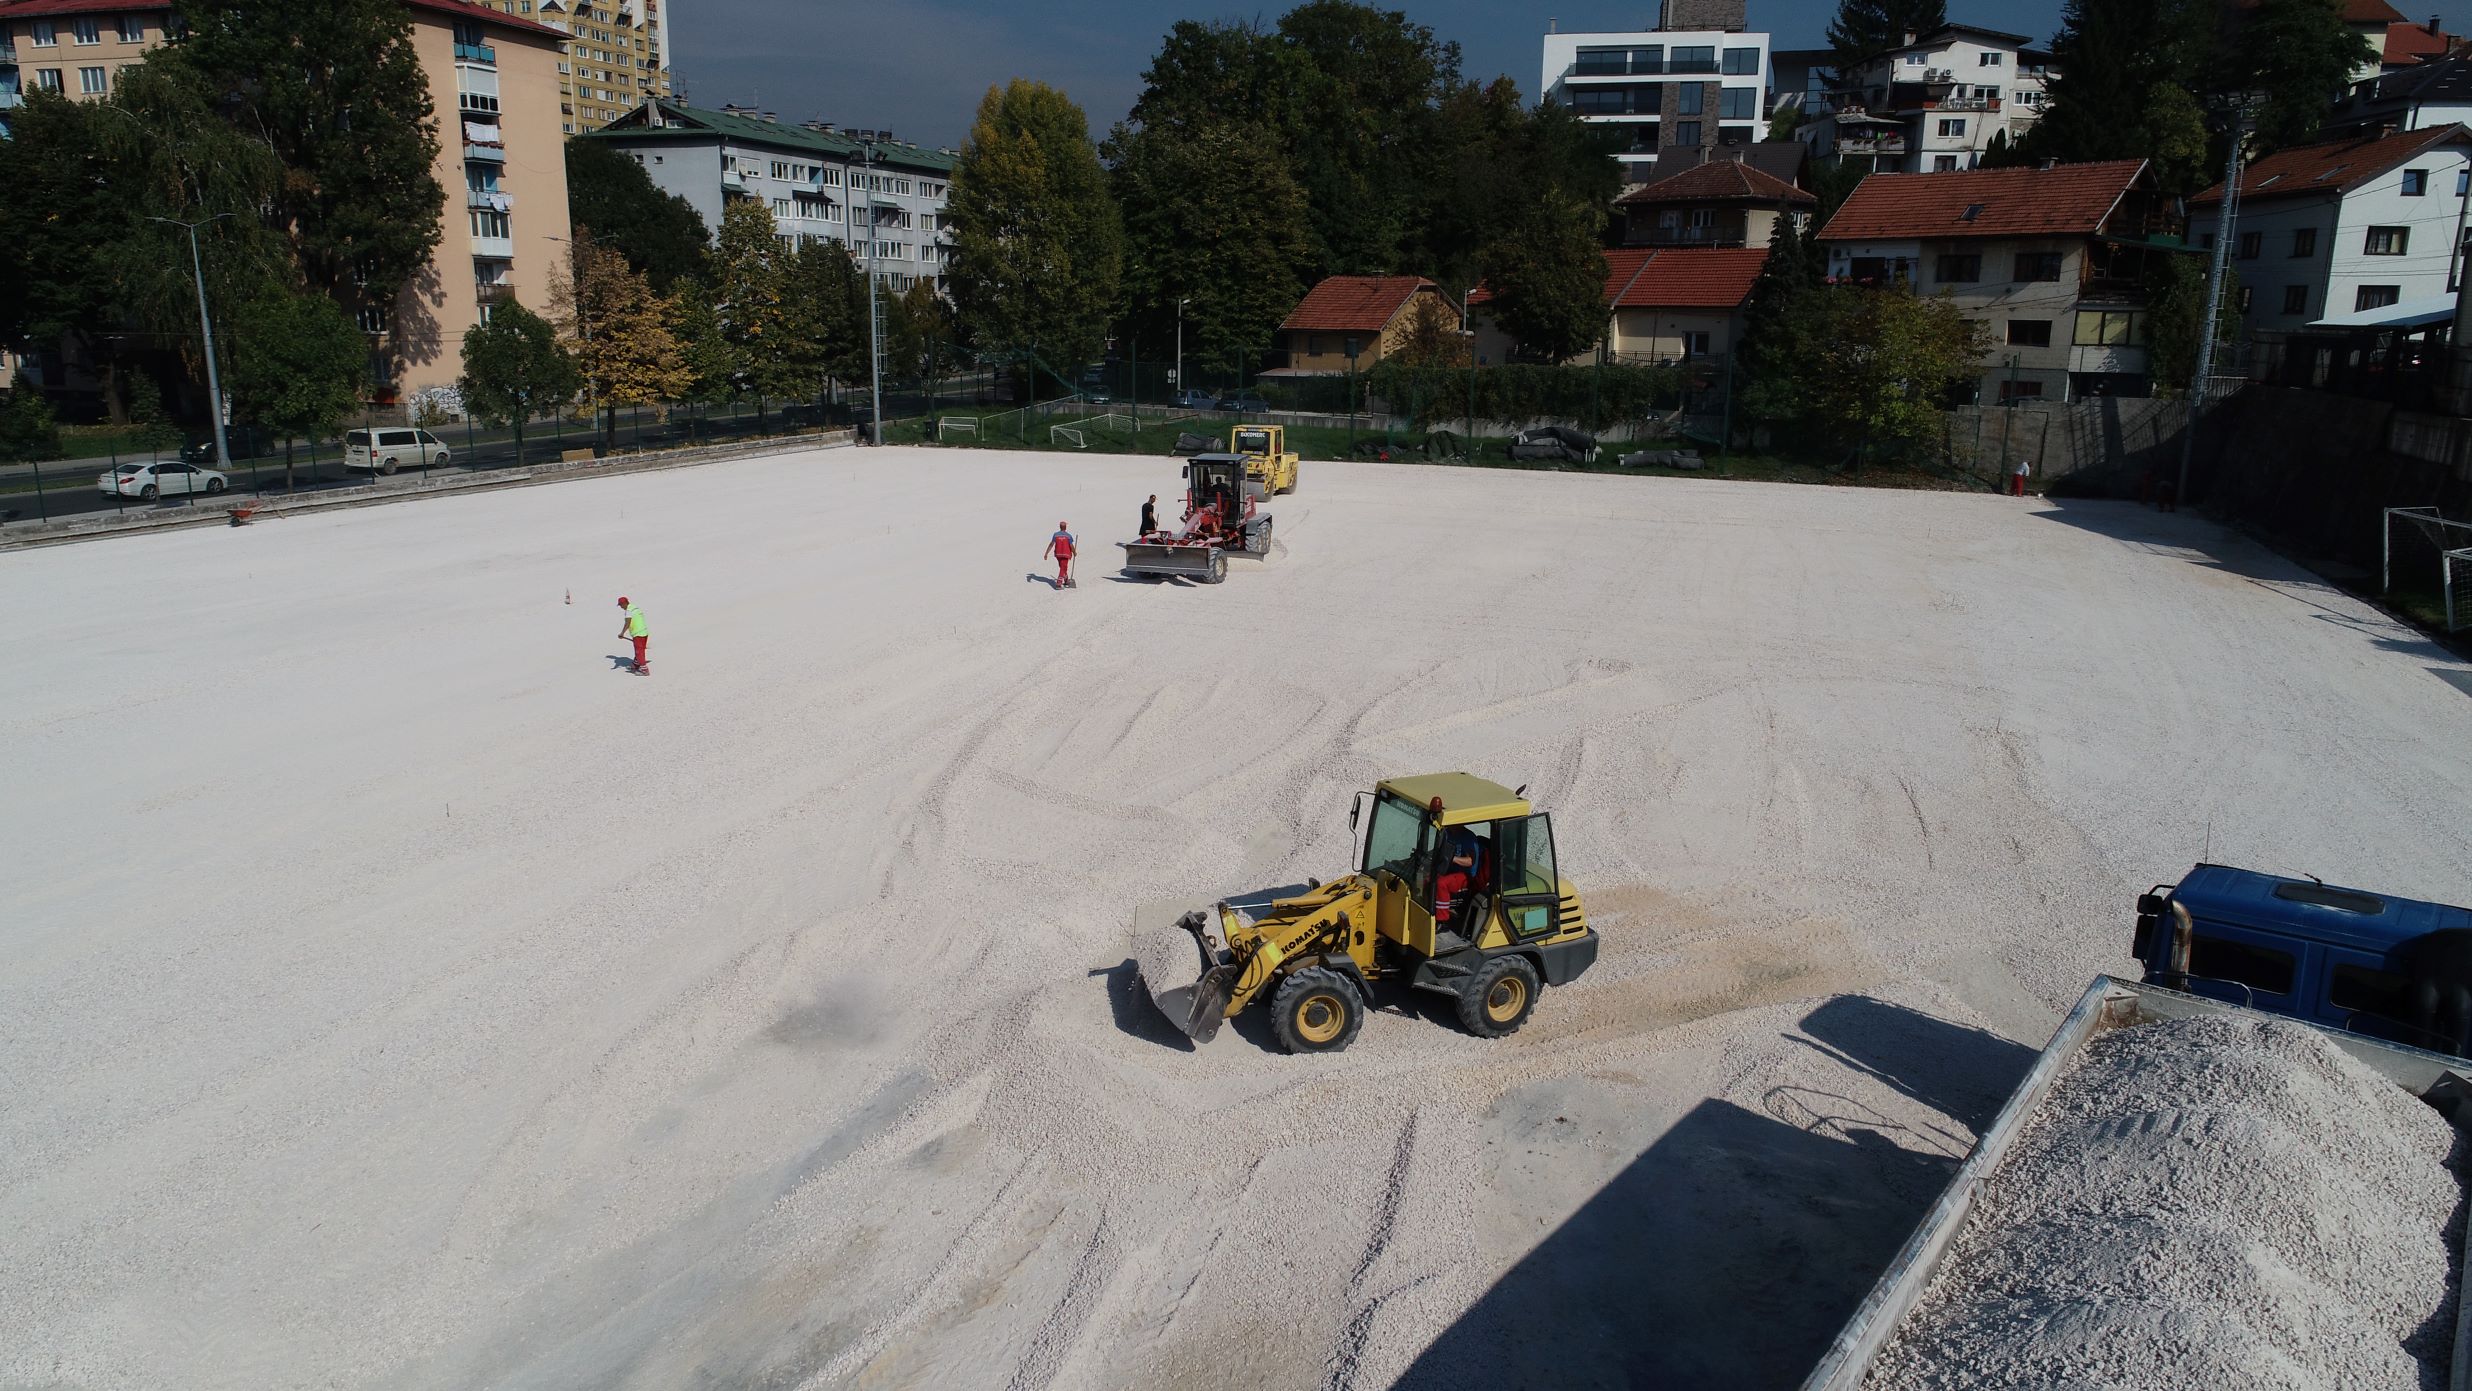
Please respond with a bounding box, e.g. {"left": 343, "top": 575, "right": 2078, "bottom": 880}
{"left": 617, "top": 596, "right": 649, "bottom": 675}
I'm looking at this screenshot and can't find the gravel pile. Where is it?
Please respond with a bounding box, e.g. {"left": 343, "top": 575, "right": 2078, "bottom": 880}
{"left": 1868, "top": 1013, "right": 2465, "bottom": 1391}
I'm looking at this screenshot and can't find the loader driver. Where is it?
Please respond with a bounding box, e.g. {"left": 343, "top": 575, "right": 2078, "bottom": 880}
{"left": 1433, "top": 827, "right": 1489, "bottom": 925}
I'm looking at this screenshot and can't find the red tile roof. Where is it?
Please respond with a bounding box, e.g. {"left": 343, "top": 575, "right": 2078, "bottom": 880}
{"left": 0, "top": 0, "right": 563, "bottom": 38}
{"left": 2191, "top": 124, "right": 2472, "bottom": 206}
{"left": 2340, "top": 0, "right": 2407, "bottom": 21}
{"left": 1615, "top": 159, "right": 1816, "bottom": 208}
{"left": 1818, "top": 160, "right": 2149, "bottom": 241}
{"left": 1468, "top": 247, "right": 1769, "bottom": 312}
{"left": 2386, "top": 17, "right": 2457, "bottom": 64}
{"left": 1279, "top": 276, "right": 1435, "bottom": 333}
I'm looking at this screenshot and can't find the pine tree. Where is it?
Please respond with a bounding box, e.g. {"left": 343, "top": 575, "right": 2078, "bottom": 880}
{"left": 1826, "top": 0, "right": 1949, "bottom": 80}
{"left": 2017, "top": 0, "right": 2213, "bottom": 178}
{"left": 1737, "top": 216, "right": 1826, "bottom": 427}
{"left": 2226, "top": 0, "right": 2379, "bottom": 152}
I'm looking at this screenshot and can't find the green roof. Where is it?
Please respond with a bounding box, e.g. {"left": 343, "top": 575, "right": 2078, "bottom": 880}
{"left": 582, "top": 100, "right": 957, "bottom": 174}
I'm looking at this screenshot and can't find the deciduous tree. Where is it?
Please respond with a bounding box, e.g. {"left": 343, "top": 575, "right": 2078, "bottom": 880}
{"left": 458, "top": 300, "right": 577, "bottom": 461}
{"left": 565, "top": 139, "right": 710, "bottom": 292}
{"left": 226, "top": 287, "right": 367, "bottom": 489}
{"left": 551, "top": 242, "right": 692, "bottom": 452}
{"left": 1475, "top": 190, "right": 1608, "bottom": 364}
{"left": 946, "top": 80, "right": 1123, "bottom": 385}
{"left": 711, "top": 199, "right": 796, "bottom": 402}
{"left": 0, "top": 371, "right": 62, "bottom": 464}
{"left": 1106, "top": 116, "right": 1315, "bottom": 379}
{"left": 1799, "top": 286, "right": 1985, "bottom": 466}
{"left": 2224, "top": 0, "right": 2379, "bottom": 152}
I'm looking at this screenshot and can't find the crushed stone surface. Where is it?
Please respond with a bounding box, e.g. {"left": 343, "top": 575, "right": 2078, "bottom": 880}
{"left": 1866, "top": 1014, "right": 2466, "bottom": 1391}
{"left": 4, "top": 446, "right": 2471, "bottom": 1390}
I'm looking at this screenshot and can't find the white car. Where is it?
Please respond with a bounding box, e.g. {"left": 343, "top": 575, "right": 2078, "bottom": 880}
{"left": 97, "top": 461, "right": 229, "bottom": 500}
{"left": 344, "top": 428, "right": 452, "bottom": 475}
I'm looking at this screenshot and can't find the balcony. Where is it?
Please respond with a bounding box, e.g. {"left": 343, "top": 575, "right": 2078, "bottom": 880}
{"left": 464, "top": 143, "right": 506, "bottom": 163}
{"left": 466, "top": 187, "right": 514, "bottom": 210}
{"left": 721, "top": 168, "right": 748, "bottom": 193}
{"left": 471, "top": 234, "right": 515, "bottom": 259}
{"left": 474, "top": 282, "right": 513, "bottom": 307}
{"left": 454, "top": 41, "right": 496, "bottom": 64}
{"left": 1631, "top": 224, "right": 1748, "bottom": 248}
{"left": 1834, "top": 134, "right": 1908, "bottom": 155}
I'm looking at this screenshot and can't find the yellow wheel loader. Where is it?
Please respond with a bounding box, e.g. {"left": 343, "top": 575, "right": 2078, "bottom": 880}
{"left": 1135, "top": 774, "right": 1598, "bottom": 1053}
{"left": 1228, "top": 424, "right": 1300, "bottom": 496}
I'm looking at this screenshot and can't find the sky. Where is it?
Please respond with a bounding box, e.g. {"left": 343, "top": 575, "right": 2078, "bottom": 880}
{"left": 672, "top": 1, "right": 2468, "bottom": 151}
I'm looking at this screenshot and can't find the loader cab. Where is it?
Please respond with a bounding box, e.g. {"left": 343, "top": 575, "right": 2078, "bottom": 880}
{"left": 1358, "top": 774, "right": 1566, "bottom": 957}
{"left": 1185, "top": 455, "right": 1250, "bottom": 519}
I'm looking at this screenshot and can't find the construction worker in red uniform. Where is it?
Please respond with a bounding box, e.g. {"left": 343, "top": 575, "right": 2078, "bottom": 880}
{"left": 1044, "top": 522, "right": 1077, "bottom": 589}
{"left": 617, "top": 596, "right": 649, "bottom": 674}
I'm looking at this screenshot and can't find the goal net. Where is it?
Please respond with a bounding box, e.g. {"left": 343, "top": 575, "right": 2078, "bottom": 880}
{"left": 1050, "top": 425, "right": 1086, "bottom": 449}
{"left": 935, "top": 417, "right": 980, "bottom": 441}
{"left": 2384, "top": 507, "right": 2472, "bottom": 631}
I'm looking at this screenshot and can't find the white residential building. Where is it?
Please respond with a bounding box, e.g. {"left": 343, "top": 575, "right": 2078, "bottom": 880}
{"left": 585, "top": 99, "right": 955, "bottom": 292}
{"left": 2190, "top": 124, "right": 2472, "bottom": 338}
{"left": 1541, "top": 0, "right": 1769, "bottom": 183}
{"left": 1796, "top": 24, "right": 2054, "bottom": 174}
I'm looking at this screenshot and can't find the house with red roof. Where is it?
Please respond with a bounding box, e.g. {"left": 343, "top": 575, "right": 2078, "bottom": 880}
{"left": 1613, "top": 159, "right": 1816, "bottom": 249}
{"left": 2190, "top": 124, "right": 2472, "bottom": 341}
{"left": 1816, "top": 159, "right": 2187, "bottom": 402}
{"left": 1468, "top": 247, "right": 1770, "bottom": 366}
{"left": 1273, "top": 276, "right": 1460, "bottom": 376}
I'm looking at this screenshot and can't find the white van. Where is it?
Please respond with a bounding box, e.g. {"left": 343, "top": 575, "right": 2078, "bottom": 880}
{"left": 345, "top": 428, "right": 452, "bottom": 475}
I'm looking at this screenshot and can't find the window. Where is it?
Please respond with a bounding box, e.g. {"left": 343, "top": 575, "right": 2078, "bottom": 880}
{"left": 2290, "top": 227, "right": 2316, "bottom": 257}
{"left": 2402, "top": 168, "right": 2428, "bottom": 196}
{"left": 2271, "top": 881, "right": 2386, "bottom": 914}
{"left": 2007, "top": 319, "right": 2051, "bottom": 346}
{"left": 1674, "top": 121, "right": 1701, "bottom": 146}
{"left": 2281, "top": 285, "right": 2308, "bottom": 315}
{"left": 78, "top": 66, "right": 106, "bottom": 94}
{"left": 1677, "top": 83, "right": 1704, "bottom": 115}
{"left": 1672, "top": 45, "right": 1715, "bottom": 73}
{"left": 2462, "top": 169, "right": 2470, "bottom": 197}
{"left": 1938, "top": 118, "right": 1966, "bottom": 137}
{"left": 820, "top": 167, "right": 842, "bottom": 187}
{"left": 1682, "top": 329, "right": 1712, "bottom": 357}
{"left": 2186, "top": 935, "right": 2296, "bottom": 996}
{"left": 1933, "top": 155, "right": 1958, "bottom": 172}
{"left": 1719, "top": 87, "right": 1755, "bottom": 119}
{"left": 1721, "top": 47, "right": 1759, "bottom": 75}
{"left": 2330, "top": 963, "right": 2421, "bottom": 1034}
{"left": 1936, "top": 253, "right": 1981, "bottom": 283}
{"left": 1979, "top": 51, "right": 2004, "bottom": 66}
{"left": 72, "top": 17, "right": 99, "bottom": 44}
{"left": 771, "top": 197, "right": 790, "bottom": 217}
{"left": 2357, "top": 285, "right": 2401, "bottom": 311}
{"left": 1976, "top": 85, "right": 2000, "bottom": 101}
{"left": 2237, "top": 231, "right": 2261, "bottom": 259}
{"left": 2234, "top": 286, "right": 2252, "bottom": 313}
{"left": 35, "top": 68, "right": 62, "bottom": 92}
{"left": 2365, "top": 226, "right": 2409, "bottom": 255}
{"left": 1998, "top": 379, "right": 2045, "bottom": 402}
{"left": 118, "top": 14, "right": 145, "bottom": 41}
{"left": 2072, "top": 309, "right": 2143, "bottom": 345}
{"left": 469, "top": 209, "right": 510, "bottom": 239}
{"left": 29, "top": 20, "right": 55, "bottom": 45}
{"left": 1905, "top": 52, "right": 1925, "bottom": 65}
{"left": 2014, "top": 251, "right": 2063, "bottom": 281}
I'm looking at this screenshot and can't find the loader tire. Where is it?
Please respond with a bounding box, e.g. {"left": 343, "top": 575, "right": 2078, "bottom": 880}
{"left": 1272, "top": 966, "right": 1363, "bottom": 1054}
{"left": 1205, "top": 550, "right": 1228, "bottom": 584}
{"left": 1457, "top": 955, "right": 1541, "bottom": 1039}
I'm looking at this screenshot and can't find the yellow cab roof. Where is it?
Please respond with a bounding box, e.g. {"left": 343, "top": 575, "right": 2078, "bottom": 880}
{"left": 1378, "top": 772, "right": 1529, "bottom": 825}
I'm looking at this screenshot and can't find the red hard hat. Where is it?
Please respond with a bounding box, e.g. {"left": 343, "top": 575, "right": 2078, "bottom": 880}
{"left": 617, "top": 596, "right": 629, "bottom": 605}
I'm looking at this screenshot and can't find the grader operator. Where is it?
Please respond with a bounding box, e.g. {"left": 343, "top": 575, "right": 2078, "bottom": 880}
{"left": 1135, "top": 774, "right": 1599, "bottom": 1053}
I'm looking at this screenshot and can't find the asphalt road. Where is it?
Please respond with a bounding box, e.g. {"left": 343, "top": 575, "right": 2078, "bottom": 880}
{"left": 0, "top": 408, "right": 840, "bottom": 524}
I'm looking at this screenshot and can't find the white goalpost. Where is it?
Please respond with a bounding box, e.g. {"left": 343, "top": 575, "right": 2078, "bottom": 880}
{"left": 1050, "top": 425, "right": 1087, "bottom": 449}
{"left": 2383, "top": 506, "right": 2472, "bottom": 631}
{"left": 935, "top": 417, "right": 980, "bottom": 441}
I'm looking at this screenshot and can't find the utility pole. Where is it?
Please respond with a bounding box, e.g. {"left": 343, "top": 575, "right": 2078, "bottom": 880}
{"left": 1175, "top": 297, "right": 1187, "bottom": 402}
{"left": 2181, "top": 99, "right": 2257, "bottom": 504}
{"left": 862, "top": 137, "right": 884, "bottom": 445}
{"left": 149, "top": 214, "right": 235, "bottom": 472}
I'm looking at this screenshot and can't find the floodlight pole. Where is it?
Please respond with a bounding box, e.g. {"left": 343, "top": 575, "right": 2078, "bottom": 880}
{"left": 2180, "top": 100, "right": 2256, "bottom": 504}
{"left": 150, "top": 214, "right": 235, "bottom": 471}
{"left": 1175, "top": 297, "right": 1187, "bottom": 400}
{"left": 862, "top": 138, "right": 884, "bottom": 445}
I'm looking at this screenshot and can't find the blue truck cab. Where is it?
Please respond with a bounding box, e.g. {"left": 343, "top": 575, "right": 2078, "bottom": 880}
{"left": 2134, "top": 864, "right": 2472, "bottom": 1057}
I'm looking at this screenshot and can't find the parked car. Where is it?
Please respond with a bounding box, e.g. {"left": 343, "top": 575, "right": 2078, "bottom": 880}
{"left": 98, "top": 460, "right": 227, "bottom": 499}
{"left": 1216, "top": 393, "right": 1271, "bottom": 414}
{"left": 1086, "top": 387, "right": 1116, "bottom": 405}
{"left": 1172, "top": 388, "right": 1216, "bottom": 411}
{"left": 179, "top": 425, "right": 280, "bottom": 465}
{"left": 343, "top": 428, "right": 452, "bottom": 475}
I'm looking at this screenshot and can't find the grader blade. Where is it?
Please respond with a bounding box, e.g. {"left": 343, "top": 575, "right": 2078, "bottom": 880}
{"left": 1133, "top": 905, "right": 1236, "bottom": 1043}
{"left": 1118, "top": 540, "right": 1222, "bottom": 581}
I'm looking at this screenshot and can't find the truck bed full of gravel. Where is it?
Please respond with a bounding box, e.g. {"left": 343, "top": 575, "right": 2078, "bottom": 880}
{"left": 1868, "top": 1013, "right": 2466, "bottom": 1391}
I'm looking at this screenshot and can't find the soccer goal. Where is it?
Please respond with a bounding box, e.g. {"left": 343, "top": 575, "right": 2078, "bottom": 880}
{"left": 1050, "top": 425, "right": 1087, "bottom": 449}
{"left": 935, "top": 417, "right": 980, "bottom": 441}
{"left": 2383, "top": 506, "right": 2472, "bottom": 631}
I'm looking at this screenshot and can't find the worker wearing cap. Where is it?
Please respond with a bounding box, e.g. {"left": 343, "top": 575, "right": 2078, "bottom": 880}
{"left": 617, "top": 596, "right": 649, "bottom": 674}
{"left": 1044, "top": 522, "right": 1077, "bottom": 589}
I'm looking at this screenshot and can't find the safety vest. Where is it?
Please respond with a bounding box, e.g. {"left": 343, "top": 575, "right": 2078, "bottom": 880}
{"left": 625, "top": 607, "right": 648, "bottom": 637}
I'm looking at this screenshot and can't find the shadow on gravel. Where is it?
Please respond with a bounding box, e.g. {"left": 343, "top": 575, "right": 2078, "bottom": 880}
{"left": 1396, "top": 996, "right": 2023, "bottom": 1391}
{"left": 1095, "top": 960, "right": 1194, "bottom": 1051}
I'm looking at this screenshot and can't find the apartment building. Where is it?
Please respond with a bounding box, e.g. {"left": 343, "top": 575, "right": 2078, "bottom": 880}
{"left": 0, "top": 1, "right": 169, "bottom": 127}
{"left": 585, "top": 99, "right": 956, "bottom": 292}
{"left": 2190, "top": 125, "right": 2472, "bottom": 340}
{"left": 2322, "top": 52, "right": 2472, "bottom": 141}
{"left": 1541, "top": 0, "right": 1770, "bottom": 183}
{"left": 468, "top": 0, "right": 672, "bottom": 134}
{"left": 1817, "top": 160, "right": 2188, "bottom": 402}
{"left": 1796, "top": 24, "right": 2054, "bottom": 174}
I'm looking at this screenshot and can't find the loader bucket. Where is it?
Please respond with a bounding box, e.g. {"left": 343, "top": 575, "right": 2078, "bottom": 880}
{"left": 1133, "top": 906, "right": 1236, "bottom": 1043}
{"left": 1118, "top": 541, "right": 1226, "bottom": 583}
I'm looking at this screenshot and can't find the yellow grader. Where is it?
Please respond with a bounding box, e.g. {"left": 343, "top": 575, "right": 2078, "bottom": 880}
{"left": 1136, "top": 773, "right": 1599, "bottom": 1053}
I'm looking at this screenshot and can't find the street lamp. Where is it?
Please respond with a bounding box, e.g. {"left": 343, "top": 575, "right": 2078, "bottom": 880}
{"left": 2180, "top": 94, "right": 2263, "bottom": 504}
{"left": 148, "top": 214, "right": 236, "bottom": 472}
{"left": 859, "top": 136, "right": 884, "bottom": 445}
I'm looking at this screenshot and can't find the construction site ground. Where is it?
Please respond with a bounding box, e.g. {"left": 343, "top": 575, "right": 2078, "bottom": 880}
{"left": 6, "top": 445, "right": 2471, "bottom": 1390}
